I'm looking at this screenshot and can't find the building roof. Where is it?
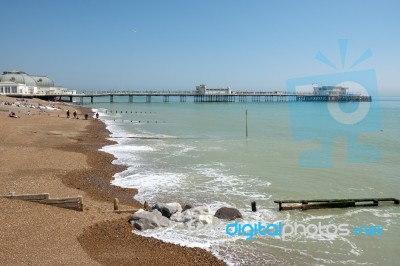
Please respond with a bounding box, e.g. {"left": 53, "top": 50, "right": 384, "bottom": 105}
{"left": 31, "top": 76, "right": 54, "bottom": 87}
{"left": 0, "top": 71, "right": 54, "bottom": 87}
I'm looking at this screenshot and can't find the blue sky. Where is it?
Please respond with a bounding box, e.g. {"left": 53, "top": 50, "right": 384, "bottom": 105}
{"left": 1, "top": 0, "right": 399, "bottom": 95}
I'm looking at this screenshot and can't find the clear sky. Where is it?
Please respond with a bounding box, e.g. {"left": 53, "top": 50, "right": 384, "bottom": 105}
{"left": 1, "top": 0, "right": 399, "bottom": 95}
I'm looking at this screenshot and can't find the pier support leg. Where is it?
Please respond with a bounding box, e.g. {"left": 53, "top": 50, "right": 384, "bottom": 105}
{"left": 110, "top": 95, "right": 114, "bottom": 103}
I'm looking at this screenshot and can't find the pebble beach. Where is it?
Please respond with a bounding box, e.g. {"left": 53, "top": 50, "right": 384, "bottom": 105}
{"left": 0, "top": 96, "right": 225, "bottom": 266}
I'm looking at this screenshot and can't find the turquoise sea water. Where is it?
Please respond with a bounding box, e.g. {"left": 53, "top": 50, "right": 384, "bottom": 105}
{"left": 86, "top": 96, "right": 399, "bottom": 265}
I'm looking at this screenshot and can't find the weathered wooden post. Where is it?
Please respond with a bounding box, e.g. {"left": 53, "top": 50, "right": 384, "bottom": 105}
{"left": 113, "top": 198, "right": 119, "bottom": 211}
{"left": 245, "top": 110, "right": 248, "bottom": 138}
{"left": 251, "top": 201, "right": 257, "bottom": 212}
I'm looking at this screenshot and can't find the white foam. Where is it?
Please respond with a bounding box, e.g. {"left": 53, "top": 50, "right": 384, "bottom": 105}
{"left": 132, "top": 217, "right": 248, "bottom": 265}
{"left": 190, "top": 166, "right": 271, "bottom": 206}
{"left": 167, "top": 144, "right": 196, "bottom": 156}
{"left": 102, "top": 144, "right": 154, "bottom": 153}
{"left": 112, "top": 171, "right": 185, "bottom": 204}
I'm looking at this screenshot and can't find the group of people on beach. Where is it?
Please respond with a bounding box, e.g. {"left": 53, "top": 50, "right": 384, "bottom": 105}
{"left": 66, "top": 110, "right": 99, "bottom": 120}
{"left": 3, "top": 98, "right": 102, "bottom": 121}
{"left": 1, "top": 100, "right": 57, "bottom": 111}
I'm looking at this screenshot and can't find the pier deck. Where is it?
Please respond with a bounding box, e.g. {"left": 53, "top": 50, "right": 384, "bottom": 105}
{"left": 3, "top": 90, "right": 372, "bottom": 103}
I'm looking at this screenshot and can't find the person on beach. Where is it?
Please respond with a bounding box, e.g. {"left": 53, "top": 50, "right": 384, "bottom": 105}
{"left": 66, "top": 110, "right": 70, "bottom": 118}
{"left": 73, "top": 111, "right": 77, "bottom": 119}
{"left": 95, "top": 112, "right": 99, "bottom": 119}
{"left": 8, "top": 111, "right": 19, "bottom": 118}
{"left": 84, "top": 113, "right": 88, "bottom": 120}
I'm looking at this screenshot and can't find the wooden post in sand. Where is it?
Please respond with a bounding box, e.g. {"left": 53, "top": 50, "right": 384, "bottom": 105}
{"left": 113, "top": 198, "right": 119, "bottom": 211}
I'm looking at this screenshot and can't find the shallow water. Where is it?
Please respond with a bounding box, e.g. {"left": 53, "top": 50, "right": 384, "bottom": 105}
{"left": 87, "top": 96, "right": 400, "bottom": 265}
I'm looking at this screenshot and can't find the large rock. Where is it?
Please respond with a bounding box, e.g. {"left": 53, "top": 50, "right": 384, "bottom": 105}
{"left": 214, "top": 207, "right": 242, "bottom": 220}
{"left": 170, "top": 205, "right": 213, "bottom": 227}
{"left": 129, "top": 209, "right": 170, "bottom": 230}
{"left": 181, "top": 203, "right": 193, "bottom": 212}
{"left": 153, "top": 202, "right": 182, "bottom": 218}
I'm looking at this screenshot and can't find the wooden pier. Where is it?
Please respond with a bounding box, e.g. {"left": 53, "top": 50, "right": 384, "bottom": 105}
{"left": 274, "top": 198, "right": 399, "bottom": 211}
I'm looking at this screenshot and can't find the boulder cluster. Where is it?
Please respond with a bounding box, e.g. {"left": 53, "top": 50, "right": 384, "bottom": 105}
{"left": 129, "top": 202, "right": 242, "bottom": 231}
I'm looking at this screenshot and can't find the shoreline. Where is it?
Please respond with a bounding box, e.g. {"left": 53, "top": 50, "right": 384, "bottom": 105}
{"left": 0, "top": 96, "right": 226, "bottom": 266}
{"left": 59, "top": 106, "right": 143, "bottom": 207}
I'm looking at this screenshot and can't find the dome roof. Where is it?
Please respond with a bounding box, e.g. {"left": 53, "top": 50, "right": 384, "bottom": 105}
{"left": 31, "top": 76, "right": 54, "bottom": 87}
{"left": 0, "top": 71, "right": 54, "bottom": 87}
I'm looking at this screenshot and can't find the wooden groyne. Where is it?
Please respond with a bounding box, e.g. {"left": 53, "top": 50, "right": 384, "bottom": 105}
{"left": 274, "top": 198, "right": 399, "bottom": 211}
{"left": 108, "top": 197, "right": 139, "bottom": 214}
{"left": 1, "top": 193, "right": 83, "bottom": 211}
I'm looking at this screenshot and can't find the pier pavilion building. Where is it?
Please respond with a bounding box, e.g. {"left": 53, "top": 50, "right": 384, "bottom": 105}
{"left": 195, "top": 84, "right": 232, "bottom": 95}
{"left": 0, "top": 70, "right": 76, "bottom": 95}
{"left": 313, "top": 85, "right": 348, "bottom": 96}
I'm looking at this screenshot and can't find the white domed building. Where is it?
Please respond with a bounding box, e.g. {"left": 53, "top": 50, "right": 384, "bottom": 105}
{"left": 0, "top": 70, "right": 76, "bottom": 95}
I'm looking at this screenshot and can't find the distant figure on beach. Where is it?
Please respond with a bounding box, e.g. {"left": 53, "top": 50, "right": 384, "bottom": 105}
{"left": 66, "top": 110, "right": 70, "bottom": 118}
{"left": 8, "top": 111, "right": 19, "bottom": 118}
{"left": 84, "top": 113, "right": 88, "bottom": 120}
{"left": 95, "top": 112, "right": 99, "bottom": 119}
{"left": 73, "top": 111, "right": 77, "bottom": 119}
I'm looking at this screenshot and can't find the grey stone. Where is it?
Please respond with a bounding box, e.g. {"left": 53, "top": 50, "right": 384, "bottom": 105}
{"left": 129, "top": 209, "right": 170, "bottom": 230}
{"left": 214, "top": 207, "right": 243, "bottom": 220}
{"left": 182, "top": 204, "right": 193, "bottom": 212}
{"left": 153, "top": 202, "right": 182, "bottom": 218}
{"left": 170, "top": 205, "right": 213, "bottom": 227}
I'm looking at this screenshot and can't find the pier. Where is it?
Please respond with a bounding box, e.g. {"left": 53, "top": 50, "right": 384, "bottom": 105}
{"left": 5, "top": 90, "right": 372, "bottom": 103}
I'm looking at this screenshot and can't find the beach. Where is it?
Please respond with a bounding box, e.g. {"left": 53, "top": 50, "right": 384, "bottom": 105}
{"left": 0, "top": 96, "right": 225, "bottom": 266}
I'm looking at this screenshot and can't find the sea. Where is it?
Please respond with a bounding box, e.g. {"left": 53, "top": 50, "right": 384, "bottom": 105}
{"left": 85, "top": 95, "right": 399, "bottom": 266}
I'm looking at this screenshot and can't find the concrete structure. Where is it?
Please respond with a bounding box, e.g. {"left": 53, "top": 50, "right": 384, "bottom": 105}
{"left": 195, "top": 84, "right": 232, "bottom": 95}
{"left": 77, "top": 90, "right": 370, "bottom": 104}
{"left": 0, "top": 70, "right": 76, "bottom": 95}
{"left": 313, "top": 85, "right": 348, "bottom": 96}
{"left": 0, "top": 81, "right": 30, "bottom": 94}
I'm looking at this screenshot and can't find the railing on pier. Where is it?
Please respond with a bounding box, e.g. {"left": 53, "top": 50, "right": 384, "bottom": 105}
{"left": 81, "top": 90, "right": 197, "bottom": 96}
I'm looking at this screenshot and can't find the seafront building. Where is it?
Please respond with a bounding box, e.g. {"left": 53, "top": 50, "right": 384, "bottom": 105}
{"left": 313, "top": 85, "right": 348, "bottom": 96}
{"left": 0, "top": 70, "right": 76, "bottom": 95}
{"left": 195, "top": 84, "right": 232, "bottom": 95}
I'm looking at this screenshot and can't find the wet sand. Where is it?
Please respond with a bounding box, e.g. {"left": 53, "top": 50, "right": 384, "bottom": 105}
{"left": 0, "top": 96, "right": 225, "bottom": 266}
